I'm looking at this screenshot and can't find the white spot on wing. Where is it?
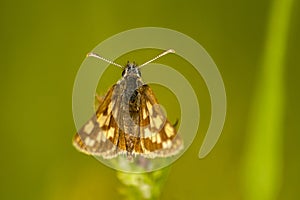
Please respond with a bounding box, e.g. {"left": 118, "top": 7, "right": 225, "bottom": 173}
{"left": 162, "top": 139, "right": 172, "bottom": 149}
{"left": 144, "top": 128, "right": 151, "bottom": 138}
{"left": 104, "top": 114, "right": 111, "bottom": 126}
{"left": 107, "top": 127, "right": 115, "bottom": 139}
{"left": 97, "top": 113, "right": 106, "bottom": 127}
{"left": 96, "top": 132, "right": 102, "bottom": 142}
{"left": 153, "top": 116, "right": 163, "bottom": 129}
{"left": 101, "top": 132, "right": 106, "bottom": 142}
{"left": 162, "top": 141, "right": 167, "bottom": 149}
{"left": 84, "top": 137, "right": 95, "bottom": 147}
{"left": 84, "top": 121, "right": 94, "bottom": 134}
{"left": 157, "top": 134, "right": 162, "bottom": 144}
{"left": 142, "top": 108, "right": 147, "bottom": 119}
{"left": 152, "top": 134, "right": 157, "bottom": 143}
{"left": 146, "top": 101, "right": 153, "bottom": 115}
{"left": 167, "top": 139, "right": 172, "bottom": 148}
{"left": 164, "top": 123, "right": 175, "bottom": 137}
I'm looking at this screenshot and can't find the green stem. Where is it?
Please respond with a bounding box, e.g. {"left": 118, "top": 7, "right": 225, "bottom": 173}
{"left": 242, "top": 0, "right": 294, "bottom": 200}
{"left": 117, "top": 167, "right": 171, "bottom": 200}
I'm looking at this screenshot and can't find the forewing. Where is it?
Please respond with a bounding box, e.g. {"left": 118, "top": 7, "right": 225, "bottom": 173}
{"left": 135, "top": 85, "right": 183, "bottom": 158}
{"left": 72, "top": 85, "right": 125, "bottom": 159}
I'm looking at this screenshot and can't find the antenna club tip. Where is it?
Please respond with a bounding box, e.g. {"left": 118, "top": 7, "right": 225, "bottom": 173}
{"left": 168, "top": 49, "right": 176, "bottom": 53}
{"left": 87, "top": 52, "right": 100, "bottom": 58}
{"left": 86, "top": 52, "right": 93, "bottom": 57}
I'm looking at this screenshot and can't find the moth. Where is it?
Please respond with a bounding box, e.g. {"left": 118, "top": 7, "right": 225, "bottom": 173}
{"left": 73, "top": 49, "right": 183, "bottom": 159}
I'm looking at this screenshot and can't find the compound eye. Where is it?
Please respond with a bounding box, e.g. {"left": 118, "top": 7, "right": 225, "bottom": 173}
{"left": 122, "top": 69, "right": 126, "bottom": 77}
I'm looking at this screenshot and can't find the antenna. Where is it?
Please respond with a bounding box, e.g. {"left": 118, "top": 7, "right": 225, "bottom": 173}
{"left": 87, "top": 52, "right": 123, "bottom": 69}
{"left": 138, "top": 49, "right": 175, "bottom": 68}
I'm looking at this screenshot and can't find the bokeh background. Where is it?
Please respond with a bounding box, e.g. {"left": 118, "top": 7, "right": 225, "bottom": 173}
{"left": 1, "top": 0, "right": 299, "bottom": 199}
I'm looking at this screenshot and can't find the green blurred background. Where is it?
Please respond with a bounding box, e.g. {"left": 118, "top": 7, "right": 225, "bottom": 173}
{"left": 1, "top": 0, "right": 299, "bottom": 199}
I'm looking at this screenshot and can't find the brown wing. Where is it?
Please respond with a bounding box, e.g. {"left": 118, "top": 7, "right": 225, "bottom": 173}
{"left": 72, "top": 85, "right": 126, "bottom": 159}
{"left": 133, "top": 85, "right": 184, "bottom": 158}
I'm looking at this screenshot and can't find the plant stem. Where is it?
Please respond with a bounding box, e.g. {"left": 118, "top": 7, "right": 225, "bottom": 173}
{"left": 117, "top": 167, "right": 171, "bottom": 200}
